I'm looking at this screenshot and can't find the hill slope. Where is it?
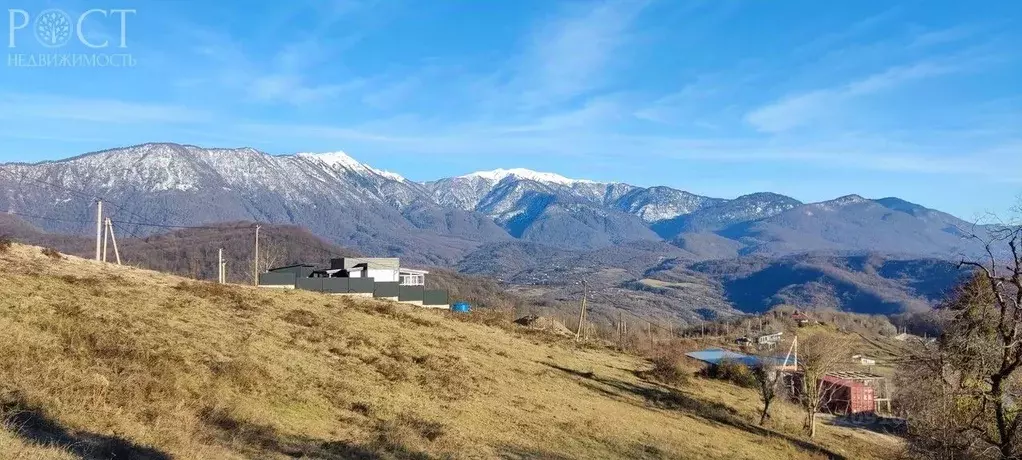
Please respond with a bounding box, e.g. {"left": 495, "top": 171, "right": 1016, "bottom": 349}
{"left": 0, "top": 244, "right": 897, "bottom": 459}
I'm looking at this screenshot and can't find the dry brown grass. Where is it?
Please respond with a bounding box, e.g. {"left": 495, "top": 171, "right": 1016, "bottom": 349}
{"left": 0, "top": 243, "right": 901, "bottom": 459}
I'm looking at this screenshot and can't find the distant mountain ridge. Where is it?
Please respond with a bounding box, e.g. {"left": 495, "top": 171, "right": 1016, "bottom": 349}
{"left": 0, "top": 142, "right": 986, "bottom": 320}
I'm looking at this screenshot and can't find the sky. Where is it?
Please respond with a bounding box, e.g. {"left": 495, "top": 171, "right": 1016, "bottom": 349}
{"left": 1, "top": 0, "right": 1020, "bottom": 219}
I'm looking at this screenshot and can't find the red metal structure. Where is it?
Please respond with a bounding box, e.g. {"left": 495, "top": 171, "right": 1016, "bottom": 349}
{"left": 820, "top": 374, "right": 876, "bottom": 415}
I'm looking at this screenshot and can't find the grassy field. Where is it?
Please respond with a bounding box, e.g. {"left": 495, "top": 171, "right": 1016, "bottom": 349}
{"left": 0, "top": 244, "right": 903, "bottom": 459}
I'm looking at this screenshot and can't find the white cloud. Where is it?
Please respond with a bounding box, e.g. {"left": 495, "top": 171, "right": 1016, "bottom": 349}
{"left": 745, "top": 60, "right": 965, "bottom": 133}
{"left": 0, "top": 93, "right": 210, "bottom": 124}
{"left": 512, "top": 0, "right": 650, "bottom": 107}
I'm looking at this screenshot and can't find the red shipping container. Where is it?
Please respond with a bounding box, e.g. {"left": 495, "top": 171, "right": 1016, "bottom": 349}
{"left": 820, "top": 375, "right": 875, "bottom": 415}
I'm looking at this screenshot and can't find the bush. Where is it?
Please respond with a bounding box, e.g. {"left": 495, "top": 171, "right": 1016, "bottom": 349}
{"left": 702, "top": 358, "right": 757, "bottom": 388}
{"left": 648, "top": 354, "right": 689, "bottom": 386}
{"left": 0, "top": 235, "right": 12, "bottom": 253}
{"left": 41, "top": 247, "right": 61, "bottom": 259}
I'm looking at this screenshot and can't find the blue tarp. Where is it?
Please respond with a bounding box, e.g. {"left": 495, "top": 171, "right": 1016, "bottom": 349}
{"left": 685, "top": 348, "right": 785, "bottom": 367}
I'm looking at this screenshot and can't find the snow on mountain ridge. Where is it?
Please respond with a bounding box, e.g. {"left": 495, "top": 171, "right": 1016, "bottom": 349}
{"left": 461, "top": 168, "right": 596, "bottom": 185}
{"left": 296, "top": 151, "right": 364, "bottom": 170}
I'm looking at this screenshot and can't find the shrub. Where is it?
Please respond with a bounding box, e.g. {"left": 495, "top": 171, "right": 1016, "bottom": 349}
{"left": 0, "top": 235, "right": 12, "bottom": 253}
{"left": 702, "top": 358, "right": 757, "bottom": 388}
{"left": 41, "top": 247, "right": 61, "bottom": 259}
{"left": 647, "top": 354, "right": 689, "bottom": 386}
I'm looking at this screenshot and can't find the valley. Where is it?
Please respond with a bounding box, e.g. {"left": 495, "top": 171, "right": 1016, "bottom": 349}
{"left": 0, "top": 143, "right": 983, "bottom": 325}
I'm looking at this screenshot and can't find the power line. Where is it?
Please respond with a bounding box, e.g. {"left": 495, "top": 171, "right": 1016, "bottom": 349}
{"left": 1, "top": 210, "right": 92, "bottom": 225}
{"left": 0, "top": 168, "right": 196, "bottom": 231}
{"left": 107, "top": 219, "right": 238, "bottom": 230}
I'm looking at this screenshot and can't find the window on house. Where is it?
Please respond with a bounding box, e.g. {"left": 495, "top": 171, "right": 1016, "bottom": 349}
{"left": 399, "top": 274, "right": 424, "bottom": 286}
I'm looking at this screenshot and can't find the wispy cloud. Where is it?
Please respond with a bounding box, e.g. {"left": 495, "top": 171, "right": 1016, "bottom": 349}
{"left": 508, "top": 0, "right": 650, "bottom": 108}
{"left": 0, "top": 94, "right": 210, "bottom": 124}
{"left": 745, "top": 57, "right": 969, "bottom": 133}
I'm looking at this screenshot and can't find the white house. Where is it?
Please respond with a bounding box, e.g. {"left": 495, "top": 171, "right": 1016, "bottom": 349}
{"left": 330, "top": 258, "right": 428, "bottom": 286}
{"left": 852, "top": 354, "right": 877, "bottom": 366}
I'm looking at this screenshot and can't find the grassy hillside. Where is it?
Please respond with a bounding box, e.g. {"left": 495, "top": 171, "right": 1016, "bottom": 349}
{"left": 0, "top": 243, "right": 901, "bottom": 459}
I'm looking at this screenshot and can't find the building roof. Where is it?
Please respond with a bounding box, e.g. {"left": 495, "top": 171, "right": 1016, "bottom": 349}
{"left": 269, "top": 263, "right": 317, "bottom": 270}
{"left": 685, "top": 348, "right": 784, "bottom": 368}
{"left": 399, "top": 268, "right": 430, "bottom": 275}
{"left": 334, "top": 257, "right": 400, "bottom": 270}
{"left": 827, "top": 371, "right": 884, "bottom": 380}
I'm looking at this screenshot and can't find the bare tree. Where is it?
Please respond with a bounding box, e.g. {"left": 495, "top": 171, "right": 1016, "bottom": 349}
{"left": 258, "top": 241, "right": 287, "bottom": 273}
{"left": 947, "top": 225, "right": 1022, "bottom": 458}
{"left": 751, "top": 360, "right": 778, "bottom": 426}
{"left": 798, "top": 332, "right": 850, "bottom": 438}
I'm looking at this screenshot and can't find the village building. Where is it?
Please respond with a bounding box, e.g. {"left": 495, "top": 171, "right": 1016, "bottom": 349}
{"left": 257, "top": 257, "right": 450, "bottom": 308}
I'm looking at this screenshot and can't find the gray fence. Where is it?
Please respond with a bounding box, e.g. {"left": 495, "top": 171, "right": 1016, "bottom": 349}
{"left": 259, "top": 272, "right": 296, "bottom": 286}
{"left": 374, "top": 282, "right": 399, "bottom": 298}
{"left": 349, "top": 278, "right": 375, "bottom": 293}
{"left": 399, "top": 286, "right": 424, "bottom": 302}
{"left": 424, "top": 290, "right": 449, "bottom": 306}
{"left": 259, "top": 271, "right": 447, "bottom": 306}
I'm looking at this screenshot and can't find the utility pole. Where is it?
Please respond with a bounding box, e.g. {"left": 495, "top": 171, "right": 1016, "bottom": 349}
{"left": 101, "top": 216, "right": 109, "bottom": 263}
{"left": 94, "top": 200, "right": 103, "bottom": 261}
{"left": 218, "top": 248, "right": 224, "bottom": 284}
{"left": 253, "top": 225, "right": 261, "bottom": 286}
{"left": 618, "top": 312, "right": 624, "bottom": 350}
{"left": 106, "top": 219, "right": 121, "bottom": 265}
{"left": 575, "top": 278, "right": 588, "bottom": 342}
{"left": 648, "top": 322, "right": 654, "bottom": 353}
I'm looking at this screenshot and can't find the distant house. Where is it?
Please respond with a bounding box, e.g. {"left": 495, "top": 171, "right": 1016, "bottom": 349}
{"left": 756, "top": 331, "right": 784, "bottom": 347}
{"left": 259, "top": 257, "right": 448, "bottom": 308}
{"left": 851, "top": 354, "right": 877, "bottom": 366}
{"left": 329, "top": 258, "right": 428, "bottom": 286}
{"left": 791, "top": 311, "right": 812, "bottom": 326}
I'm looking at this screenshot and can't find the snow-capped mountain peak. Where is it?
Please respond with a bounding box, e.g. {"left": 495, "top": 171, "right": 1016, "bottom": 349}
{"left": 296, "top": 151, "right": 365, "bottom": 170}
{"left": 461, "top": 168, "right": 593, "bottom": 185}
{"left": 369, "top": 167, "right": 406, "bottom": 182}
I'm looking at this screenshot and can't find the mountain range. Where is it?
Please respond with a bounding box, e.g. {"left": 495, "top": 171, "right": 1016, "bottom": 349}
{"left": 0, "top": 143, "right": 983, "bottom": 322}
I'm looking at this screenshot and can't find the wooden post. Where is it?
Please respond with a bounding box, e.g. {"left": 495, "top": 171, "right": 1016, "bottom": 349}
{"left": 107, "top": 219, "right": 121, "bottom": 265}
{"left": 648, "top": 322, "right": 654, "bottom": 353}
{"left": 618, "top": 312, "right": 624, "bottom": 350}
{"left": 575, "top": 279, "right": 588, "bottom": 342}
{"left": 253, "top": 225, "right": 261, "bottom": 286}
{"left": 94, "top": 200, "right": 102, "bottom": 261}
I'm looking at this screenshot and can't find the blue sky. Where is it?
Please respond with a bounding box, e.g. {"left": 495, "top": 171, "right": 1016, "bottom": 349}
{"left": 1, "top": 0, "right": 1019, "bottom": 219}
